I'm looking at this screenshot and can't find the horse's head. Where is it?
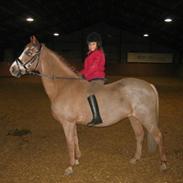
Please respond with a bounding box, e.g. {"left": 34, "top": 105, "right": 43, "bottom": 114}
{"left": 9, "top": 36, "right": 41, "bottom": 78}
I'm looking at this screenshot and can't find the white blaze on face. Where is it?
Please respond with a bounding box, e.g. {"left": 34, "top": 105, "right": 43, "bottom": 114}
{"left": 19, "top": 47, "right": 29, "bottom": 60}
{"left": 9, "top": 47, "right": 29, "bottom": 77}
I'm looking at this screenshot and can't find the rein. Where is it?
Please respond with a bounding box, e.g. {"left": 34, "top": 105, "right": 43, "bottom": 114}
{"left": 15, "top": 44, "right": 84, "bottom": 80}
{"left": 29, "top": 71, "right": 84, "bottom": 80}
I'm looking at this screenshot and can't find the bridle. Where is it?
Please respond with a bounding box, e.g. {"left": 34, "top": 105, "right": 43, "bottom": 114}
{"left": 15, "top": 45, "right": 41, "bottom": 76}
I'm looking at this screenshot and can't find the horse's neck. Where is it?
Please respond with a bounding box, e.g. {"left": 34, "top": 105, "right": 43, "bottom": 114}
{"left": 40, "top": 46, "right": 77, "bottom": 77}
{"left": 39, "top": 46, "right": 77, "bottom": 101}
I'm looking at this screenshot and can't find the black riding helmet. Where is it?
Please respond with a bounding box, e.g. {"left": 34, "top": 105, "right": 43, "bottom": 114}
{"left": 86, "top": 32, "right": 102, "bottom": 48}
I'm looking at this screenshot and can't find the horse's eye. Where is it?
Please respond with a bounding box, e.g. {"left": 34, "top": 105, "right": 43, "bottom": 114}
{"left": 28, "top": 63, "right": 32, "bottom": 67}
{"left": 26, "top": 50, "right": 33, "bottom": 56}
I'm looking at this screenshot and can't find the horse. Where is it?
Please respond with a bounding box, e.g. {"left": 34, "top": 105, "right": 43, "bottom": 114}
{"left": 9, "top": 36, "right": 167, "bottom": 175}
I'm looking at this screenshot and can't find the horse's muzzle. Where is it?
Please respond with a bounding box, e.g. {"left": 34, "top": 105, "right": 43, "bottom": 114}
{"left": 9, "top": 64, "right": 22, "bottom": 78}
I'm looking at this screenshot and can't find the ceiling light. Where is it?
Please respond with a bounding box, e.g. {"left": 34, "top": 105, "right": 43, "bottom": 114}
{"left": 164, "top": 18, "right": 172, "bottom": 22}
{"left": 26, "top": 17, "right": 34, "bottom": 22}
{"left": 53, "top": 33, "right": 60, "bottom": 37}
{"left": 143, "top": 33, "right": 149, "bottom": 37}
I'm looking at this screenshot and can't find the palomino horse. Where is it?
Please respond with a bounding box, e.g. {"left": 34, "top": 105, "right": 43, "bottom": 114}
{"left": 9, "top": 36, "right": 167, "bottom": 175}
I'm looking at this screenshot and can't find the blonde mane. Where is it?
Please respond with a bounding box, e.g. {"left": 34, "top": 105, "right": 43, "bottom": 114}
{"left": 44, "top": 45, "right": 80, "bottom": 77}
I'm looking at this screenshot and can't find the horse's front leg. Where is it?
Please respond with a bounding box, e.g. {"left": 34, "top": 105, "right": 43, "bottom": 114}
{"left": 74, "top": 125, "right": 81, "bottom": 165}
{"left": 62, "top": 122, "right": 76, "bottom": 175}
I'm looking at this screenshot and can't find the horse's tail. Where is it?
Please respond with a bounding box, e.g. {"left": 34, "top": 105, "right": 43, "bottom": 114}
{"left": 147, "top": 84, "right": 159, "bottom": 153}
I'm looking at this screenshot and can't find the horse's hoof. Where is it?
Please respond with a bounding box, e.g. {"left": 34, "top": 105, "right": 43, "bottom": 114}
{"left": 64, "top": 166, "right": 73, "bottom": 176}
{"left": 75, "top": 159, "right": 79, "bottom": 166}
{"left": 160, "top": 162, "right": 167, "bottom": 171}
{"left": 130, "top": 158, "right": 137, "bottom": 164}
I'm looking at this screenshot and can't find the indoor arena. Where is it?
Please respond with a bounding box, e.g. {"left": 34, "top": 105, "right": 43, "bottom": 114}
{"left": 0, "top": 1, "right": 183, "bottom": 183}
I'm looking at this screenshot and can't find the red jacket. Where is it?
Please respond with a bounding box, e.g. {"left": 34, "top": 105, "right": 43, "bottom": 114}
{"left": 80, "top": 49, "right": 106, "bottom": 81}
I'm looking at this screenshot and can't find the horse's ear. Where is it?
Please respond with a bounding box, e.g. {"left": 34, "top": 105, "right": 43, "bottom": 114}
{"left": 30, "top": 35, "right": 40, "bottom": 45}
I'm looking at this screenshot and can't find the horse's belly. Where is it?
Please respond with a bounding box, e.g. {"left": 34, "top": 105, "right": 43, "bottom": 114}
{"left": 98, "top": 110, "right": 128, "bottom": 127}
{"left": 95, "top": 116, "right": 127, "bottom": 127}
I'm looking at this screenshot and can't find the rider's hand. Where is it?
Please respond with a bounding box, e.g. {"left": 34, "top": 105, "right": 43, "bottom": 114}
{"left": 79, "top": 74, "right": 85, "bottom": 79}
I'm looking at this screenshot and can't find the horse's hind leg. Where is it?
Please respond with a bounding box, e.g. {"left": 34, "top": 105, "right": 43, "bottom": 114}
{"left": 129, "top": 116, "right": 144, "bottom": 164}
{"left": 145, "top": 125, "right": 167, "bottom": 170}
